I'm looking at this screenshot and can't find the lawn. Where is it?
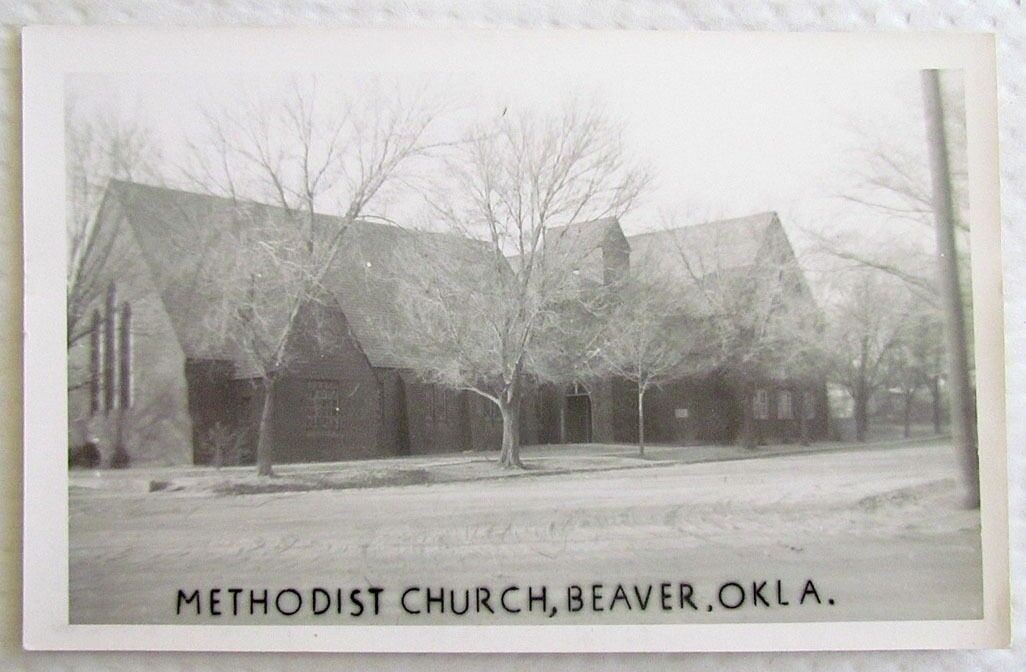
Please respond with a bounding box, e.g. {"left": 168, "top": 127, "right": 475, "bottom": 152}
{"left": 68, "top": 438, "right": 982, "bottom": 625}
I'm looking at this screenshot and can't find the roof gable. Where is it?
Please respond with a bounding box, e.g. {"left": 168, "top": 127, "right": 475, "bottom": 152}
{"left": 544, "top": 217, "right": 624, "bottom": 258}
{"left": 103, "top": 180, "right": 491, "bottom": 372}
{"left": 627, "top": 212, "right": 781, "bottom": 283}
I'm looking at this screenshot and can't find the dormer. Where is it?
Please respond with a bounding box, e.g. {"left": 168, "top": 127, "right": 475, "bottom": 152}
{"left": 545, "top": 217, "right": 630, "bottom": 287}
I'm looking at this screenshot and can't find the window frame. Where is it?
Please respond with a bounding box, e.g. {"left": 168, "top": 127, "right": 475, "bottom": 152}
{"left": 777, "top": 390, "right": 793, "bottom": 420}
{"left": 753, "top": 389, "right": 770, "bottom": 420}
{"left": 802, "top": 391, "right": 817, "bottom": 420}
{"left": 306, "top": 380, "right": 343, "bottom": 435}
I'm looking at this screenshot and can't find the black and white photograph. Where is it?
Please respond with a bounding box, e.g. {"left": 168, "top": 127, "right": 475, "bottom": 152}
{"left": 21, "top": 28, "right": 1008, "bottom": 652}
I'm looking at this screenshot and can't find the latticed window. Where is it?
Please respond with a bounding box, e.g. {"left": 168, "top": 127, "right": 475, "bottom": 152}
{"left": 753, "top": 389, "right": 770, "bottom": 420}
{"left": 307, "top": 381, "right": 341, "bottom": 433}
{"left": 88, "top": 283, "right": 132, "bottom": 417}
{"left": 777, "top": 390, "right": 793, "bottom": 420}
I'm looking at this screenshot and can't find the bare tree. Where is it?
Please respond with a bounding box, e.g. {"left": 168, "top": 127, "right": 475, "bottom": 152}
{"left": 183, "top": 77, "right": 439, "bottom": 476}
{"left": 596, "top": 273, "right": 693, "bottom": 456}
{"left": 66, "top": 95, "right": 160, "bottom": 365}
{"left": 815, "top": 71, "right": 969, "bottom": 302}
{"left": 824, "top": 271, "right": 909, "bottom": 442}
{"left": 382, "top": 102, "right": 649, "bottom": 468}
{"left": 825, "top": 72, "right": 977, "bottom": 502}
{"left": 885, "top": 301, "right": 945, "bottom": 439}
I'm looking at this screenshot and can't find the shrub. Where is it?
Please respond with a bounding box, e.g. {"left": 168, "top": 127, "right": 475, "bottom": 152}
{"left": 69, "top": 441, "right": 101, "bottom": 469}
{"left": 109, "top": 444, "right": 131, "bottom": 469}
{"left": 205, "top": 421, "right": 244, "bottom": 468}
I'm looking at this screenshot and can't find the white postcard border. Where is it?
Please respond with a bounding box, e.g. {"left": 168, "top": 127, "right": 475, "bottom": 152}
{"left": 21, "top": 26, "right": 1010, "bottom": 652}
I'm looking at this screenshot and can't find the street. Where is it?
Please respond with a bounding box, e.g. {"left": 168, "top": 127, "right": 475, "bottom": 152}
{"left": 68, "top": 440, "right": 982, "bottom": 625}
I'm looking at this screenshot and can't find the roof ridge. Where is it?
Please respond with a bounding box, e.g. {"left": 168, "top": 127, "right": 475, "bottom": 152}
{"left": 547, "top": 216, "right": 620, "bottom": 232}
{"left": 109, "top": 179, "right": 407, "bottom": 232}
{"left": 627, "top": 211, "right": 778, "bottom": 240}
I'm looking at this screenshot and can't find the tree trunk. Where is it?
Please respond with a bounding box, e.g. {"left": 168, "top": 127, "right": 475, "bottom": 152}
{"left": 558, "top": 397, "right": 566, "bottom": 444}
{"left": 114, "top": 405, "right": 126, "bottom": 450}
{"left": 736, "top": 383, "right": 756, "bottom": 449}
{"left": 498, "top": 397, "right": 523, "bottom": 469}
{"left": 930, "top": 375, "right": 942, "bottom": 434}
{"left": 637, "top": 386, "right": 646, "bottom": 458}
{"left": 797, "top": 392, "right": 809, "bottom": 447}
{"left": 853, "top": 386, "right": 868, "bottom": 443}
{"left": 923, "top": 69, "right": 979, "bottom": 509}
{"left": 255, "top": 376, "right": 276, "bottom": 477}
{"left": 903, "top": 390, "right": 914, "bottom": 438}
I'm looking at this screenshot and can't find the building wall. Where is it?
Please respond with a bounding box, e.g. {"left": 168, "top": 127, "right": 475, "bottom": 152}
{"left": 533, "top": 384, "right": 562, "bottom": 444}
{"left": 467, "top": 392, "right": 504, "bottom": 451}
{"left": 266, "top": 303, "right": 384, "bottom": 464}
{"left": 398, "top": 378, "right": 544, "bottom": 454}
{"left": 67, "top": 209, "right": 193, "bottom": 467}
{"left": 185, "top": 300, "right": 387, "bottom": 467}
{"left": 617, "top": 379, "right": 737, "bottom": 445}
{"left": 376, "top": 369, "right": 409, "bottom": 456}
{"left": 570, "top": 376, "right": 830, "bottom": 447}
{"left": 185, "top": 359, "right": 239, "bottom": 465}
{"left": 588, "top": 379, "right": 616, "bottom": 443}
{"left": 746, "top": 382, "right": 830, "bottom": 445}
{"left": 401, "top": 377, "right": 467, "bottom": 455}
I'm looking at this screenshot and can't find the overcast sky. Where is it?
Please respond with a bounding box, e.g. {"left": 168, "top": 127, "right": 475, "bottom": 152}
{"left": 69, "top": 64, "right": 946, "bottom": 279}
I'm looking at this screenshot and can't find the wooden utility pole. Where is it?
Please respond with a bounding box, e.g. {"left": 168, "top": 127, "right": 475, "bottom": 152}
{"left": 921, "top": 69, "right": 980, "bottom": 509}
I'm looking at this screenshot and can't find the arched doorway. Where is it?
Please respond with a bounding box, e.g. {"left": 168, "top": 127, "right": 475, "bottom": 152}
{"left": 564, "top": 383, "right": 592, "bottom": 443}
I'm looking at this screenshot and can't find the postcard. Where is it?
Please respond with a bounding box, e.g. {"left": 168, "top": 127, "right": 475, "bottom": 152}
{"left": 21, "top": 27, "right": 1009, "bottom": 651}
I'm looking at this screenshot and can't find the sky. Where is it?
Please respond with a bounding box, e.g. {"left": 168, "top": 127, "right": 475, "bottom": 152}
{"left": 68, "top": 62, "right": 949, "bottom": 284}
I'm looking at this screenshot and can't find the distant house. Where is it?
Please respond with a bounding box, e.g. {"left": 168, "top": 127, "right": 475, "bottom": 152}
{"left": 68, "top": 182, "right": 827, "bottom": 467}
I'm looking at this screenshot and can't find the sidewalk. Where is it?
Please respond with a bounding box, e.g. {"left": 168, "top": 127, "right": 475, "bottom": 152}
{"left": 68, "top": 435, "right": 950, "bottom": 497}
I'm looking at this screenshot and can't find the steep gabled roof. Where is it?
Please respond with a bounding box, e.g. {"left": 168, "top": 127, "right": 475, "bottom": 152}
{"left": 103, "top": 181, "right": 806, "bottom": 374}
{"left": 101, "top": 180, "right": 489, "bottom": 372}
{"left": 545, "top": 217, "right": 623, "bottom": 257}
{"left": 323, "top": 220, "right": 493, "bottom": 369}
{"left": 627, "top": 212, "right": 781, "bottom": 284}
{"left": 101, "top": 181, "right": 280, "bottom": 369}
{"left": 625, "top": 212, "right": 800, "bottom": 315}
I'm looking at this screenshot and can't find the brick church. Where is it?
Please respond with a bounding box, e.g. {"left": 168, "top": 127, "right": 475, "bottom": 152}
{"left": 68, "top": 181, "right": 828, "bottom": 467}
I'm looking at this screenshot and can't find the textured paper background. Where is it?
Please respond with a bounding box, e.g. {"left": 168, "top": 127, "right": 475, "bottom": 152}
{"left": 1, "top": 1, "right": 1022, "bottom": 669}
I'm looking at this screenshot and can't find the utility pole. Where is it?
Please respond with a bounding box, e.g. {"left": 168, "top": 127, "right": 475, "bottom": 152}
{"left": 921, "top": 69, "right": 979, "bottom": 509}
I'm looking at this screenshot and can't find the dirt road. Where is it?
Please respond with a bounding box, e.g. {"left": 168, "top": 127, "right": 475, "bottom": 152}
{"left": 68, "top": 440, "right": 982, "bottom": 625}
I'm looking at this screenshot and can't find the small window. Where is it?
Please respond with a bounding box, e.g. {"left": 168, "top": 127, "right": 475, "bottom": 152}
{"left": 802, "top": 391, "right": 816, "bottom": 420}
{"left": 754, "top": 389, "right": 770, "bottom": 420}
{"left": 777, "top": 390, "right": 793, "bottom": 420}
{"left": 307, "top": 381, "right": 341, "bottom": 433}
